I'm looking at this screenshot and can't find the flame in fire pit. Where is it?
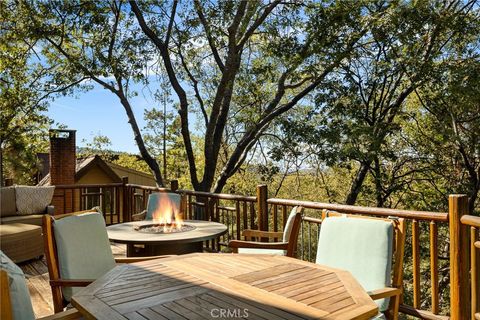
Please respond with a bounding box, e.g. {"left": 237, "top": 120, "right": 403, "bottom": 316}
{"left": 152, "top": 193, "right": 184, "bottom": 233}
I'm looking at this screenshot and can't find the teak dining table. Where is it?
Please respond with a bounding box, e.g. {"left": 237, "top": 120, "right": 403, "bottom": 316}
{"left": 71, "top": 253, "right": 379, "bottom": 320}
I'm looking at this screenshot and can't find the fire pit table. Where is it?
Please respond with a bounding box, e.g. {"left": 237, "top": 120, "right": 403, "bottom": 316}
{"left": 106, "top": 220, "right": 227, "bottom": 257}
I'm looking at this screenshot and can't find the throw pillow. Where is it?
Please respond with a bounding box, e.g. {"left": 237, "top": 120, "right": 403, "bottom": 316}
{"left": 15, "top": 186, "right": 55, "bottom": 215}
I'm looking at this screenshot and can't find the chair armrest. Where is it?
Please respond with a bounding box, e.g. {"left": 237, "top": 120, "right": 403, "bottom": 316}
{"left": 38, "top": 308, "right": 83, "bottom": 320}
{"left": 46, "top": 205, "right": 55, "bottom": 215}
{"left": 131, "top": 210, "right": 147, "bottom": 221}
{"left": 49, "top": 279, "right": 93, "bottom": 287}
{"left": 228, "top": 240, "right": 288, "bottom": 250}
{"left": 115, "top": 255, "right": 174, "bottom": 263}
{"left": 368, "top": 287, "right": 402, "bottom": 300}
{"left": 242, "top": 229, "right": 284, "bottom": 239}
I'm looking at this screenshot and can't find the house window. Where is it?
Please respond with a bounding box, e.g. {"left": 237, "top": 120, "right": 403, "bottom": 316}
{"left": 83, "top": 187, "right": 101, "bottom": 209}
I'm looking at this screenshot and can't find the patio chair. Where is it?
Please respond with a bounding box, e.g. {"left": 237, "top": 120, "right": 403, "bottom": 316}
{"left": 316, "top": 210, "right": 406, "bottom": 320}
{"left": 131, "top": 192, "right": 185, "bottom": 221}
{"left": 228, "top": 206, "right": 304, "bottom": 257}
{"left": 0, "top": 251, "right": 81, "bottom": 320}
{"left": 43, "top": 210, "right": 168, "bottom": 313}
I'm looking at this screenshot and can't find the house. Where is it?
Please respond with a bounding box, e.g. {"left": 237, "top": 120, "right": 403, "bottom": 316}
{"left": 39, "top": 129, "right": 157, "bottom": 214}
{"left": 38, "top": 155, "right": 157, "bottom": 187}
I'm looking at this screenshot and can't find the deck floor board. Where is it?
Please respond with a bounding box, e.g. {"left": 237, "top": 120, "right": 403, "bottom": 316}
{"left": 18, "top": 243, "right": 127, "bottom": 318}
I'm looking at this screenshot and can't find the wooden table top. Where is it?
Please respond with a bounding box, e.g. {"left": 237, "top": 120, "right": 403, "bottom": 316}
{"left": 106, "top": 220, "right": 227, "bottom": 244}
{"left": 72, "top": 253, "right": 378, "bottom": 320}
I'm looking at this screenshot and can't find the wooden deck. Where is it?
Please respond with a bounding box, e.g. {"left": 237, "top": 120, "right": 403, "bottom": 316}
{"left": 19, "top": 243, "right": 127, "bottom": 318}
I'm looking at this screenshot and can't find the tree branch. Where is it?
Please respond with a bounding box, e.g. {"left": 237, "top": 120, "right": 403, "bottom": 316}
{"left": 193, "top": 0, "right": 225, "bottom": 72}
{"left": 236, "top": 1, "right": 281, "bottom": 51}
{"left": 130, "top": 0, "right": 200, "bottom": 189}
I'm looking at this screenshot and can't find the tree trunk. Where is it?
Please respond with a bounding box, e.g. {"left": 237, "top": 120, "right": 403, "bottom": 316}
{"left": 373, "top": 157, "right": 385, "bottom": 207}
{"left": 468, "top": 179, "right": 479, "bottom": 214}
{"left": 118, "top": 94, "right": 164, "bottom": 187}
{"left": 345, "top": 161, "right": 372, "bottom": 205}
{"left": 163, "top": 96, "right": 167, "bottom": 181}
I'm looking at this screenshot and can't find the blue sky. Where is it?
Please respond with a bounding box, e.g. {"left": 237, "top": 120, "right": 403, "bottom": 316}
{"left": 48, "top": 83, "right": 164, "bottom": 154}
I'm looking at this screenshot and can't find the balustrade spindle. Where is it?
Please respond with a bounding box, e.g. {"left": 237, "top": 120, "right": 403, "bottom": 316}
{"left": 250, "top": 202, "right": 255, "bottom": 230}
{"left": 300, "top": 222, "right": 304, "bottom": 260}
{"left": 282, "top": 205, "right": 288, "bottom": 228}
{"left": 471, "top": 226, "right": 479, "bottom": 320}
{"left": 242, "top": 201, "right": 248, "bottom": 234}
{"left": 412, "top": 219, "right": 421, "bottom": 309}
{"left": 188, "top": 195, "right": 193, "bottom": 220}
{"left": 308, "top": 222, "right": 312, "bottom": 261}
{"left": 430, "top": 221, "right": 439, "bottom": 314}
{"left": 273, "top": 204, "right": 278, "bottom": 233}
{"left": 236, "top": 202, "right": 241, "bottom": 240}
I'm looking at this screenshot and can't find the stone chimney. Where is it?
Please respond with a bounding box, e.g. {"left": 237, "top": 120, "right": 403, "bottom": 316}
{"left": 49, "top": 129, "right": 76, "bottom": 185}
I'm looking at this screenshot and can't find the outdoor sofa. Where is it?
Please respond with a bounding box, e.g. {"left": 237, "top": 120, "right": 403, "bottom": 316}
{"left": 0, "top": 186, "right": 55, "bottom": 262}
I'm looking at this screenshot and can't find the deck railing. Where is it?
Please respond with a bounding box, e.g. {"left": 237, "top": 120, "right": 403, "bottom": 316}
{"left": 50, "top": 179, "right": 474, "bottom": 320}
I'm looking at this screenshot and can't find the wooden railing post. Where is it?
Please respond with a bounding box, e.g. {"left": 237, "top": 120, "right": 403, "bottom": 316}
{"left": 449, "top": 194, "right": 470, "bottom": 320}
{"left": 4, "top": 178, "right": 13, "bottom": 187}
{"left": 257, "top": 185, "right": 268, "bottom": 231}
{"left": 170, "top": 180, "right": 178, "bottom": 191}
{"left": 122, "top": 177, "right": 129, "bottom": 222}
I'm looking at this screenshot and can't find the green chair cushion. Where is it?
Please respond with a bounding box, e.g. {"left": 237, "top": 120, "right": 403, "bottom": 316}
{"left": 371, "top": 312, "right": 387, "bottom": 319}
{"left": 316, "top": 217, "right": 393, "bottom": 312}
{"left": 53, "top": 212, "right": 116, "bottom": 302}
{"left": 237, "top": 248, "right": 286, "bottom": 255}
{"left": 0, "top": 250, "right": 36, "bottom": 320}
{"left": 145, "top": 192, "right": 181, "bottom": 220}
{"left": 283, "top": 206, "right": 299, "bottom": 242}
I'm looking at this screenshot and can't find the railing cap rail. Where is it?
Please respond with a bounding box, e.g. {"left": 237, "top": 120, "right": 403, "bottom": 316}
{"left": 268, "top": 198, "right": 448, "bottom": 222}
{"left": 125, "top": 183, "right": 171, "bottom": 192}
{"left": 122, "top": 184, "right": 257, "bottom": 202}
{"left": 460, "top": 214, "right": 480, "bottom": 227}
{"left": 177, "top": 189, "right": 257, "bottom": 202}
{"left": 54, "top": 183, "right": 124, "bottom": 189}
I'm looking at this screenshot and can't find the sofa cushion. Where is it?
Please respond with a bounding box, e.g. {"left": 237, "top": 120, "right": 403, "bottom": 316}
{"left": 0, "top": 223, "right": 43, "bottom": 263}
{"left": 15, "top": 186, "right": 55, "bottom": 215}
{"left": 0, "top": 250, "right": 36, "bottom": 320}
{"left": 0, "top": 187, "right": 16, "bottom": 218}
{"left": 54, "top": 212, "right": 116, "bottom": 301}
{"left": 0, "top": 214, "right": 44, "bottom": 226}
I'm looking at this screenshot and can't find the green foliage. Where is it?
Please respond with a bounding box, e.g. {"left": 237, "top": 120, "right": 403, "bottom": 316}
{"left": 112, "top": 154, "right": 151, "bottom": 174}
{"left": 0, "top": 2, "right": 53, "bottom": 185}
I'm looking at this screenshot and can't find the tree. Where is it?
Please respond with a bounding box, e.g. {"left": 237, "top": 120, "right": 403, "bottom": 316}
{"left": 137, "top": 0, "right": 383, "bottom": 192}
{"left": 13, "top": 0, "right": 165, "bottom": 186}
{"left": 270, "top": 1, "right": 479, "bottom": 205}
{"left": 80, "top": 133, "right": 113, "bottom": 157}
{"left": 143, "top": 107, "right": 176, "bottom": 180}
{"left": 0, "top": 1, "right": 76, "bottom": 185}
{"left": 15, "top": 0, "right": 382, "bottom": 191}
{"left": 413, "top": 59, "right": 480, "bottom": 214}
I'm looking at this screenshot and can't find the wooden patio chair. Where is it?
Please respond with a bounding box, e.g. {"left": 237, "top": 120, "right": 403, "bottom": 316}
{"left": 228, "top": 206, "right": 304, "bottom": 257}
{"left": 317, "top": 210, "right": 406, "bottom": 320}
{"left": 0, "top": 252, "right": 81, "bottom": 320}
{"left": 43, "top": 210, "right": 168, "bottom": 313}
{"left": 131, "top": 192, "right": 186, "bottom": 221}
